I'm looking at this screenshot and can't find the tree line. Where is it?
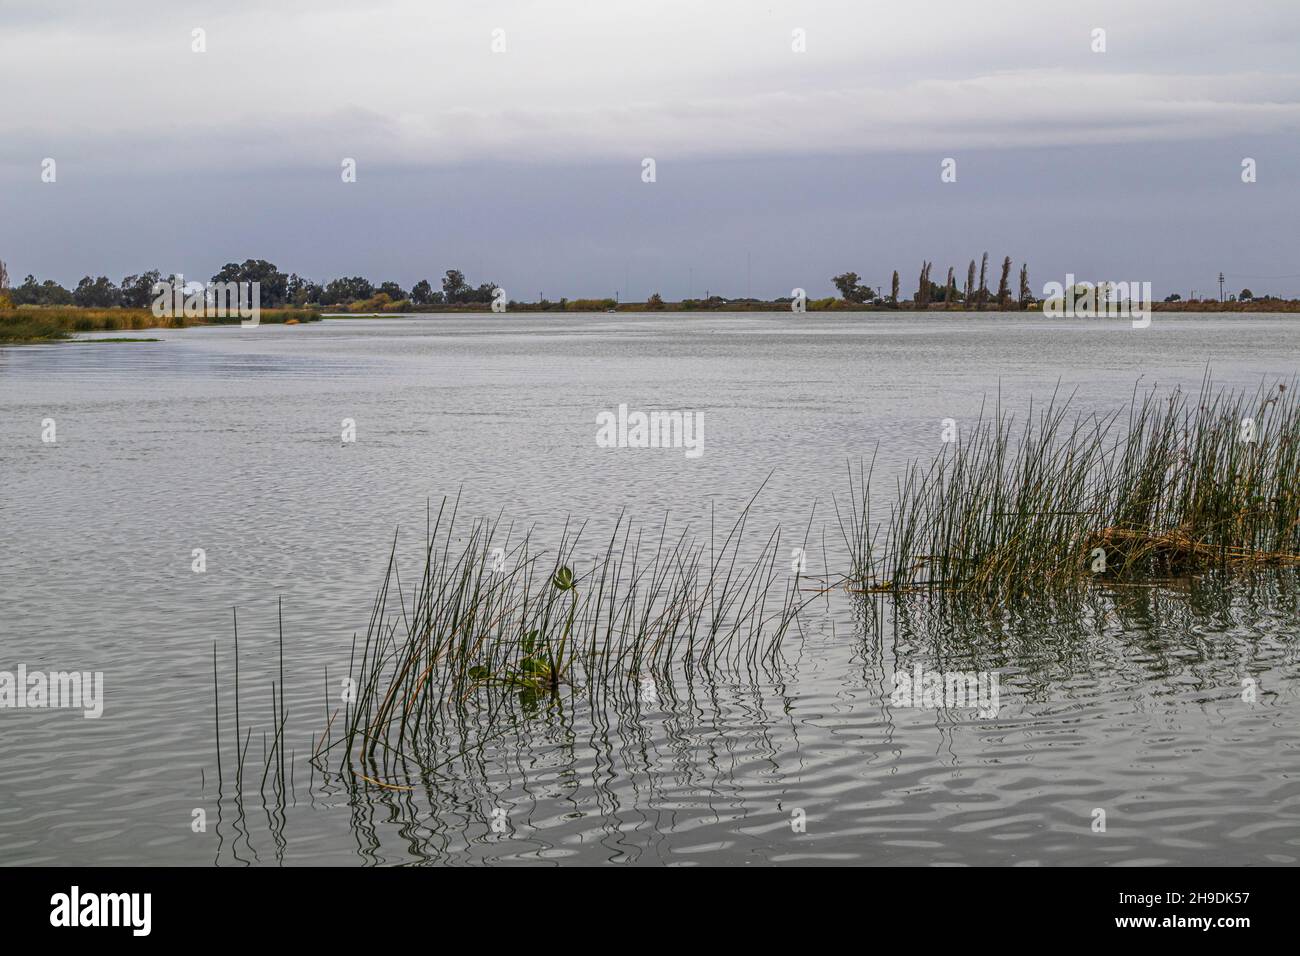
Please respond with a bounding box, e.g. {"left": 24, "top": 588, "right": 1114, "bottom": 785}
{"left": 833, "top": 254, "right": 1032, "bottom": 309}
{"left": 7, "top": 254, "right": 1284, "bottom": 312}
{"left": 2, "top": 260, "right": 501, "bottom": 309}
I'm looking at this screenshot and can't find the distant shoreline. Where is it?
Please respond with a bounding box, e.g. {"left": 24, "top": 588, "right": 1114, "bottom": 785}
{"left": 4, "top": 299, "right": 1299, "bottom": 345}
{"left": 321, "top": 298, "right": 1300, "bottom": 315}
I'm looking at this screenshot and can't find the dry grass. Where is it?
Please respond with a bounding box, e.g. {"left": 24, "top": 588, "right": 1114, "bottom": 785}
{"left": 0, "top": 306, "right": 321, "bottom": 343}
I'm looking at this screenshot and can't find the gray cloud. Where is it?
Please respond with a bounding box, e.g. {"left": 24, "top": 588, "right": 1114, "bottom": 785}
{"left": 4, "top": 1, "right": 1300, "bottom": 168}
{"left": 2, "top": 1, "right": 1297, "bottom": 299}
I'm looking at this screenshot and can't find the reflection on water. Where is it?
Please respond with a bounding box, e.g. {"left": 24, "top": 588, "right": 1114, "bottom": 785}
{"left": 207, "top": 572, "right": 1300, "bottom": 866}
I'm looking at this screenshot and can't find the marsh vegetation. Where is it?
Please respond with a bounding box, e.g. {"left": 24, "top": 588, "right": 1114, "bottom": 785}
{"left": 203, "top": 377, "right": 1300, "bottom": 806}
{"left": 0, "top": 306, "right": 321, "bottom": 344}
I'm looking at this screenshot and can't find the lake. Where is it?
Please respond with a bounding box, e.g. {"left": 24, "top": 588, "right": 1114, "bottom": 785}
{"left": 1, "top": 312, "right": 1298, "bottom": 865}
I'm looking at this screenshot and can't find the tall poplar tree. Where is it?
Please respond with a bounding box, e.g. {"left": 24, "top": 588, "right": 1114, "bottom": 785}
{"left": 997, "top": 256, "right": 1012, "bottom": 309}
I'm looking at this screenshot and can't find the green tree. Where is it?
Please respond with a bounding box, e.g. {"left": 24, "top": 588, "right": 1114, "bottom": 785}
{"left": 832, "top": 272, "right": 869, "bottom": 303}
{"left": 286, "top": 275, "right": 323, "bottom": 306}
{"left": 211, "top": 259, "right": 290, "bottom": 306}
{"left": 72, "top": 275, "right": 122, "bottom": 308}
{"left": 442, "top": 269, "right": 469, "bottom": 303}
{"left": 11, "top": 275, "right": 39, "bottom": 305}
{"left": 322, "top": 276, "right": 374, "bottom": 305}
{"left": 286, "top": 273, "right": 309, "bottom": 305}
{"left": 13, "top": 276, "right": 73, "bottom": 306}
{"left": 120, "top": 271, "right": 163, "bottom": 309}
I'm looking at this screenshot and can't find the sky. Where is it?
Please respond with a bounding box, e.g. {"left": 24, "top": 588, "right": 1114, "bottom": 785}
{"left": 3, "top": 0, "right": 1299, "bottom": 299}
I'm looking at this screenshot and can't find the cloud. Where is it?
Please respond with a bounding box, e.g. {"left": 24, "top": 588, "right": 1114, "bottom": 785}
{"left": 5, "top": 69, "right": 1299, "bottom": 175}
{"left": 3, "top": 1, "right": 1300, "bottom": 172}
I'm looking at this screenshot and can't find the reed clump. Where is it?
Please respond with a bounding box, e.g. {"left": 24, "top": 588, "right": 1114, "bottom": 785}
{"left": 0, "top": 308, "right": 178, "bottom": 342}
{"left": 842, "top": 378, "right": 1300, "bottom": 598}
{"left": 313, "top": 491, "right": 812, "bottom": 785}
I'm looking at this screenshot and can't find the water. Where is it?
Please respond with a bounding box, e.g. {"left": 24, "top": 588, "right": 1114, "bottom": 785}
{"left": 1, "top": 312, "right": 1298, "bottom": 865}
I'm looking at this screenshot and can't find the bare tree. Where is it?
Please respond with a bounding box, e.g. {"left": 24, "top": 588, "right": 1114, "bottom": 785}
{"left": 1018, "top": 263, "right": 1030, "bottom": 308}
{"left": 945, "top": 267, "right": 957, "bottom": 309}
{"left": 977, "top": 253, "right": 989, "bottom": 310}
{"left": 0, "top": 259, "right": 9, "bottom": 291}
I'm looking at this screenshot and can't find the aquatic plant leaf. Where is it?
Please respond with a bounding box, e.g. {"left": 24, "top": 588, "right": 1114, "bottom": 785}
{"left": 519, "top": 657, "right": 549, "bottom": 675}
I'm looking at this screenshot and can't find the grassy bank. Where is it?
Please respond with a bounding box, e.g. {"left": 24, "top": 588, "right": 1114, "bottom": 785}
{"left": 0, "top": 306, "right": 322, "bottom": 344}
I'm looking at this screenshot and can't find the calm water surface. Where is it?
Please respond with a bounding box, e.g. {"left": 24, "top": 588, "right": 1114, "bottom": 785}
{"left": 1, "top": 312, "right": 1298, "bottom": 865}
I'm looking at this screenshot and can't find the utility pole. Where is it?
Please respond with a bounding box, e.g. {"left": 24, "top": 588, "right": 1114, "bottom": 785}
{"left": 1219, "top": 272, "right": 1225, "bottom": 302}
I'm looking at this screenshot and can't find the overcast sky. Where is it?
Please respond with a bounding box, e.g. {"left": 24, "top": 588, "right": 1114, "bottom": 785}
{"left": 3, "top": 0, "right": 1299, "bottom": 298}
